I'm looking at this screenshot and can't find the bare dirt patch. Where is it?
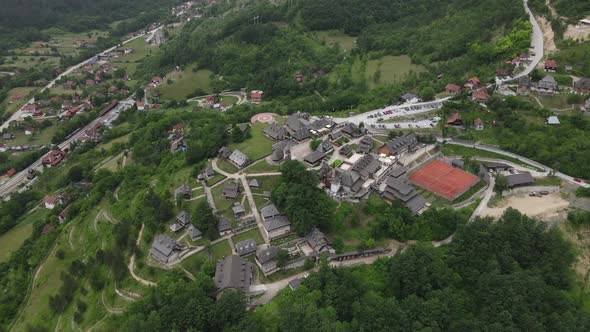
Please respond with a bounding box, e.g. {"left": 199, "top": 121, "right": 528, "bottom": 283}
{"left": 537, "top": 16, "right": 558, "bottom": 55}
{"left": 564, "top": 24, "right": 590, "bottom": 41}
{"left": 483, "top": 191, "right": 569, "bottom": 222}
{"left": 560, "top": 223, "right": 590, "bottom": 283}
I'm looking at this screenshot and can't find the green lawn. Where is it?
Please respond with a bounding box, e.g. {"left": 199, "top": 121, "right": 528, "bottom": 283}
{"left": 536, "top": 94, "right": 571, "bottom": 110}
{"left": 249, "top": 176, "right": 281, "bottom": 207}
{"left": 452, "top": 180, "right": 486, "bottom": 204}
{"left": 210, "top": 240, "right": 232, "bottom": 260}
{"left": 246, "top": 160, "right": 281, "bottom": 174}
{"left": 98, "top": 133, "right": 131, "bottom": 150}
{"left": 364, "top": 55, "right": 426, "bottom": 89}
{"left": 207, "top": 173, "right": 226, "bottom": 186}
{"left": 217, "top": 158, "right": 239, "bottom": 174}
{"left": 221, "top": 95, "right": 239, "bottom": 105}
{"left": 5, "top": 125, "right": 58, "bottom": 147}
{"left": 156, "top": 65, "right": 213, "bottom": 100}
{"left": 233, "top": 228, "right": 264, "bottom": 245}
{"left": 228, "top": 123, "right": 274, "bottom": 161}
{"left": 313, "top": 30, "right": 357, "bottom": 51}
{"left": 212, "top": 180, "right": 241, "bottom": 213}
{"left": 534, "top": 176, "right": 562, "bottom": 186}
{"left": 0, "top": 209, "right": 48, "bottom": 263}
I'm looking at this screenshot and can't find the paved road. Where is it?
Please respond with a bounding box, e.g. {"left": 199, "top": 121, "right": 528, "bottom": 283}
{"left": 470, "top": 177, "right": 496, "bottom": 222}
{"left": 0, "top": 100, "right": 134, "bottom": 198}
{"left": 498, "top": 0, "right": 544, "bottom": 83}
{"left": 0, "top": 27, "right": 160, "bottom": 131}
{"left": 443, "top": 139, "right": 590, "bottom": 188}
{"left": 239, "top": 174, "right": 270, "bottom": 244}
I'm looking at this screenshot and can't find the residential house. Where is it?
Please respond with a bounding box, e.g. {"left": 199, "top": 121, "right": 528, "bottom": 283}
{"left": 317, "top": 140, "right": 333, "bottom": 154}
{"left": 400, "top": 92, "right": 420, "bottom": 103}
{"left": 330, "top": 154, "right": 381, "bottom": 199}
{"left": 547, "top": 116, "right": 560, "bottom": 125}
{"left": 381, "top": 176, "right": 428, "bottom": 214}
{"left": 170, "top": 210, "right": 191, "bottom": 232}
{"left": 229, "top": 149, "right": 249, "bottom": 168}
{"left": 214, "top": 255, "right": 253, "bottom": 298}
{"left": 446, "top": 113, "right": 463, "bottom": 126}
{"left": 305, "top": 226, "right": 334, "bottom": 254}
{"left": 496, "top": 69, "right": 509, "bottom": 78}
{"left": 22, "top": 104, "right": 39, "bottom": 113}
{"left": 537, "top": 76, "right": 558, "bottom": 93}
{"left": 218, "top": 217, "right": 232, "bottom": 236}
{"left": 474, "top": 118, "right": 484, "bottom": 130}
{"left": 2, "top": 133, "right": 14, "bottom": 140}
{"left": 250, "top": 90, "right": 263, "bottom": 103}
{"left": 378, "top": 133, "right": 418, "bottom": 156}
{"left": 506, "top": 173, "right": 534, "bottom": 188}
{"left": 187, "top": 224, "right": 202, "bottom": 241}
{"left": 284, "top": 112, "right": 311, "bottom": 141}
{"left": 232, "top": 202, "right": 246, "bottom": 219}
{"left": 222, "top": 182, "right": 240, "bottom": 200}
{"left": 445, "top": 83, "right": 461, "bottom": 94}
{"left": 42, "top": 150, "right": 65, "bottom": 167}
{"left": 248, "top": 179, "right": 260, "bottom": 189}
{"left": 150, "top": 234, "right": 182, "bottom": 264}
{"left": 464, "top": 77, "right": 480, "bottom": 90}
{"left": 255, "top": 246, "right": 279, "bottom": 275}
{"left": 174, "top": 184, "right": 192, "bottom": 200}
{"left": 517, "top": 76, "right": 532, "bottom": 95}
{"left": 261, "top": 204, "right": 291, "bottom": 240}
{"left": 136, "top": 101, "right": 146, "bottom": 111}
{"left": 304, "top": 150, "right": 326, "bottom": 166}
{"left": 574, "top": 78, "right": 590, "bottom": 93}
{"left": 43, "top": 195, "right": 58, "bottom": 209}
{"left": 58, "top": 206, "right": 70, "bottom": 224}
{"left": 6, "top": 168, "right": 16, "bottom": 177}
{"left": 356, "top": 136, "right": 373, "bottom": 154}
{"left": 263, "top": 123, "right": 288, "bottom": 141}
{"left": 339, "top": 145, "right": 353, "bottom": 157}
{"left": 544, "top": 60, "right": 558, "bottom": 72}
{"left": 472, "top": 88, "right": 490, "bottom": 102}
{"left": 288, "top": 278, "right": 303, "bottom": 290}
{"left": 235, "top": 239, "right": 257, "bottom": 257}
{"left": 218, "top": 146, "right": 233, "bottom": 159}
{"left": 271, "top": 139, "right": 295, "bottom": 162}
{"left": 339, "top": 122, "right": 367, "bottom": 138}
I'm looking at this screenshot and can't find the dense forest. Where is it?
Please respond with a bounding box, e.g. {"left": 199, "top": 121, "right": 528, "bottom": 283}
{"left": 139, "top": 0, "right": 530, "bottom": 106}
{"left": 106, "top": 209, "right": 590, "bottom": 331}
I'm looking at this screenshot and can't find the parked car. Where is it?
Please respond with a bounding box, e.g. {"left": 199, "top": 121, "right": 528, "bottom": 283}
{"left": 574, "top": 178, "right": 582, "bottom": 183}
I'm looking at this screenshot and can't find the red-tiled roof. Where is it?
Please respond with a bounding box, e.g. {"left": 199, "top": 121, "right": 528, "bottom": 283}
{"left": 445, "top": 83, "right": 460, "bottom": 93}
{"left": 6, "top": 168, "right": 16, "bottom": 177}
{"left": 446, "top": 112, "right": 461, "bottom": 124}
{"left": 44, "top": 195, "right": 57, "bottom": 205}
{"left": 545, "top": 60, "right": 558, "bottom": 68}
{"left": 472, "top": 88, "right": 490, "bottom": 100}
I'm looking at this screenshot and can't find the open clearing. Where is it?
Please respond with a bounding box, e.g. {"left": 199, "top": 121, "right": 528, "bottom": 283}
{"left": 482, "top": 192, "right": 569, "bottom": 221}
{"left": 365, "top": 55, "right": 426, "bottom": 88}
{"left": 0, "top": 209, "right": 46, "bottom": 262}
{"left": 313, "top": 30, "right": 357, "bottom": 51}
{"left": 156, "top": 65, "right": 213, "bottom": 100}
{"left": 228, "top": 123, "right": 274, "bottom": 161}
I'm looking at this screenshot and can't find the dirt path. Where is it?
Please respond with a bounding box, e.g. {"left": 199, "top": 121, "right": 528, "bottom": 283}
{"left": 127, "top": 223, "right": 157, "bottom": 287}
{"left": 68, "top": 226, "right": 75, "bottom": 249}
{"left": 101, "top": 289, "right": 125, "bottom": 314}
{"left": 538, "top": 16, "right": 558, "bottom": 55}
{"left": 53, "top": 314, "right": 62, "bottom": 332}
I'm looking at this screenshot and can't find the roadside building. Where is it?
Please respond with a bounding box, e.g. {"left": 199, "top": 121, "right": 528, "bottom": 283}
{"left": 229, "top": 150, "right": 249, "bottom": 168}
{"left": 574, "top": 78, "right": 590, "bottom": 93}
{"left": 187, "top": 224, "right": 202, "bottom": 241}
{"left": 378, "top": 133, "right": 418, "bottom": 156}
{"left": 305, "top": 226, "right": 334, "bottom": 254}
{"left": 537, "top": 76, "right": 558, "bottom": 93}
{"left": 445, "top": 83, "right": 461, "bottom": 94}
{"left": 544, "top": 60, "right": 558, "bottom": 72}
{"left": 261, "top": 204, "right": 291, "bottom": 239}
{"left": 445, "top": 113, "right": 463, "bottom": 126}
{"left": 472, "top": 88, "right": 490, "bottom": 102}
{"left": 256, "top": 246, "right": 279, "bottom": 275}
{"left": 43, "top": 195, "right": 58, "bottom": 209}
{"left": 356, "top": 136, "right": 374, "bottom": 154}
{"left": 174, "top": 184, "right": 192, "bottom": 200}
{"left": 222, "top": 182, "right": 240, "bottom": 200}
{"left": 218, "top": 217, "right": 232, "bottom": 236}
{"left": 506, "top": 173, "right": 534, "bottom": 188}
{"left": 381, "top": 176, "right": 428, "bottom": 214}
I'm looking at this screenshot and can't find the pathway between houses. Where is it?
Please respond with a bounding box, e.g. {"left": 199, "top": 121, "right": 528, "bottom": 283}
{"left": 127, "top": 223, "right": 157, "bottom": 287}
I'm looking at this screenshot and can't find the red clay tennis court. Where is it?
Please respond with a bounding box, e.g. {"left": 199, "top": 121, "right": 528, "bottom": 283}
{"left": 409, "top": 159, "right": 479, "bottom": 201}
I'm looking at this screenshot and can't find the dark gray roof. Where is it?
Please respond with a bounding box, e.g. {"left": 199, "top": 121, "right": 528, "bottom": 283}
{"left": 285, "top": 112, "right": 310, "bottom": 133}
{"left": 218, "top": 217, "right": 232, "bottom": 232}
{"left": 575, "top": 78, "right": 590, "bottom": 90}
{"left": 235, "top": 239, "right": 257, "bottom": 256}
{"left": 518, "top": 76, "right": 531, "bottom": 87}
{"left": 177, "top": 210, "right": 191, "bottom": 226}
{"left": 219, "top": 146, "right": 232, "bottom": 159}
{"left": 229, "top": 150, "right": 249, "bottom": 168}
{"left": 288, "top": 277, "right": 302, "bottom": 289}
{"left": 351, "top": 154, "right": 381, "bottom": 178}
{"left": 389, "top": 166, "right": 407, "bottom": 178}
{"left": 304, "top": 150, "right": 326, "bottom": 165}
{"left": 538, "top": 76, "right": 557, "bottom": 90}
{"left": 357, "top": 136, "right": 373, "bottom": 154}
{"left": 187, "top": 224, "right": 202, "bottom": 241}
{"left": 215, "top": 255, "right": 253, "bottom": 293}
{"left": 333, "top": 168, "right": 361, "bottom": 190}
{"left": 263, "top": 123, "right": 288, "bottom": 140}
{"left": 174, "top": 184, "right": 191, "bottom": 198}
{"left": 483, "top": 162, "right": 510, "bottom": 170}
{"left": 507, "top": 173, "right": 534, "bottom": 187}
{"left": 340, "top": 122, "right": 366, "bottom": 138}
{"left": 265, "top": 215, "right": 291, "bottom": 232}
{"left": 383, "top": 134, "right": 418, "bottom": 155}
{"left": 256, "top": 246, "right": 279, "bottom": 264}
{"left": 384, "top": 176, "right": 416, "bottom": 202}
{"left": 150, "top": 234, "right": 180, "bottom": 263}
{"left": 249, "top": 179, "right": 260, "bottom": 188}
{"left": 401, "top": 92, "right": 420, "bottom": 101}
{"left": 261, "top": 204, "right": 280, "bottom": 219}
{"left": 405, "top": 194, "right": 428, "bottom": 213}
{"left": 305, "top": 226, "right": 330, "bottom": 251}
{"left": 222, "top": 182, "right": 240, "bottom": 199}
{"left": 451, "top": 159, "right": 465, "bottom": 168}
{"left": 317, "top": 162, "right": 333, "bottom": 179}
{"left": 339, "top": 145, "right": 353, "bottom": 156}
{"left": 205, "top": 166, "right": 216, "bottom": 177}
{"left": 292, "top": 128, "right": 311, "bottom": 141}
{"left": 232, "top": 203, "right": 246, "bottom": 215}
{"left": 318, "top": 140, "right": 333, "bottom": 153}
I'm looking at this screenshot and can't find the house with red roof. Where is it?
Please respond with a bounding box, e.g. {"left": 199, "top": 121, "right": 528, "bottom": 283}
{"left": 464, "top": 77, "right": 480, "bottom": 90}
{"left": 295, "top": 73, "right": 304, "bottom": 82}
{"left": 33, "top": 109, "right": 44, "bottom": 117}
{"left": 22, "top": 104, "right": 39, "bottom": 113}
{"left": 544, "top": 60, "right": 558, "bottom": 72}
{"left": 58, "top": 206, "right": 70, "bottom": 223}
{"left": 42, "top": 150, "right": 65, "bottom": 167}
{"left": 474, "top": 118, "right": 484, "bottom": 130}
{"left": 250, "top": 90, "right": 263, "bottom": 104}
{"left": 445, "top": 83, "right": 461, "bottom": 94}
{"left": 43, "top": 195, "right": 58, "bottom": 209}
{"left": 6, "top": 168, "right": 17, "bottom": 177}
{"left": 86, "top": 80, "right": 95, "bottom": 87}
{"left": 136, "top": 101, "right": 146, "bottom": 111}
{"left": 107, "top": 86, "right": 118, "bottom": 94}
{"left": 472, "top": 88, "right": 490, "bottom": 102}
{"left": 61, "top": 101, "right": 73, "bottom": 110}
{"left": 446, "top": 113, "right": 463, "bottom": 126}
{"left": 151, "top": 77, "right": 163, "bottom": 85}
